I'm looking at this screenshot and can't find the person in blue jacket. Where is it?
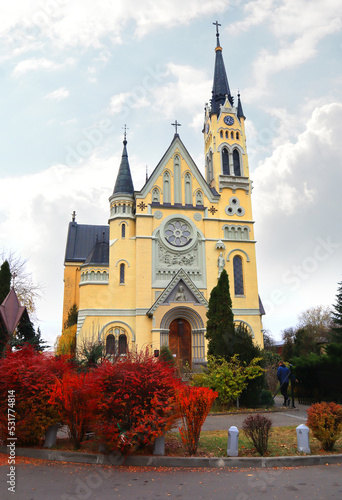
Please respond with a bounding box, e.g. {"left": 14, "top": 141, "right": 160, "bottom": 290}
{"left": 277, "top": 361, "right": 295, "bottom": 407}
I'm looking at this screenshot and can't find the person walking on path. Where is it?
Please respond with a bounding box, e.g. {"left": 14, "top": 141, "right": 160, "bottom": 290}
{"left": 277, "top": 361, "right": 296, "bottom": 407}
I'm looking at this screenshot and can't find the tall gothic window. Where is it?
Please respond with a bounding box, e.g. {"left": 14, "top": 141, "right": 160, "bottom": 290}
{"left": 118, "top": 334, "right": 128, "bottom": 355}
{"left": 106, "top": 334, "right": 115, "bottom": 355}
{"left": 174, "top": 155, "right": 181, "bottom": 204}
{"left": 120, "top": 263, "right": 125, "bottom": 284}
{"left": 222, "top": 147, "right": 229, "bottom": 175}
{"left": 233, "top": 255, "right": 244, "bottom": 295}
{"left": 163, "top": 172, "right": 171, "bottom": 203}
{"left": 121, "top": 223, "right": 126, "bottom": 238}
{"left": 233, "top": 149, "right": 241, "bottom": 176}
{"left": 184, "top": 173, "right": 192, "bottom": 205}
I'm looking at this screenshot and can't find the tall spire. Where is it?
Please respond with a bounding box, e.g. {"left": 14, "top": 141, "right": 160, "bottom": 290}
{"left": 113, "top": 126, "right": 134, "bottom": 195}
{"left": 237, "top": 92, "right": 246, "bottom": 120}
{"left": 211, "top": 21, "right": 233, "bottom": 115}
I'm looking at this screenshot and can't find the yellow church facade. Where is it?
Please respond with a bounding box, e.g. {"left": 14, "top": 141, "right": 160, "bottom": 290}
{"left": 62, "top": 26, "right": 264, "bottom": 366}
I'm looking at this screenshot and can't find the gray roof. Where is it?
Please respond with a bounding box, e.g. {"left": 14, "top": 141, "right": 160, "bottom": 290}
{"left": 84, "top": 238, "right": 109, "bottom": 266}
{"left": 113, "top": 139, "right": 134, "bottom": 195}
{"left": 237, "top": 93, "right": 246, "bottom": 120}
{"left": 64, "top": 222, "right": 109, "bottom": 263}
{"left": 211, "top": 31, "right": 233, "bottom": 115}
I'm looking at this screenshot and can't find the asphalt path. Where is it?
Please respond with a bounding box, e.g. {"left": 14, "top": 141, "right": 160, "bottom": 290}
{"left": 201, "top": 398, "right": 310, "bottom": 432}
{"left": 1, "top": 461, "right": 341, "bottom": 499}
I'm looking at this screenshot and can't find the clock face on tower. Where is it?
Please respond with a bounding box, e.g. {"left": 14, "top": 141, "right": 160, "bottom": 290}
{"left": 224, "top": 115, "right": 234, "bottom": 126}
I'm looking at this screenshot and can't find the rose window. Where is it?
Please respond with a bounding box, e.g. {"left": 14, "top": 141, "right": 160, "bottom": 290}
{"left": 164, "top": 219, "right": 192, "bottom": 247}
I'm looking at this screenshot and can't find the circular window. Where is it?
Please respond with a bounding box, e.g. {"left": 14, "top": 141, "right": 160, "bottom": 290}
{"left": 164, "top": 219, "right": 192, "bottom": 247}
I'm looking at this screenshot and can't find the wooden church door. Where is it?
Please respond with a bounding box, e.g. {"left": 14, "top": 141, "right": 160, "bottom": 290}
{"left": 169, "top": 319, "right": 191, "bottom": 366}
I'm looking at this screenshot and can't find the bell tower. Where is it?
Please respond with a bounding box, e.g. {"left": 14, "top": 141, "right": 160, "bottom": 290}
{"left": 203, "top": 22, "right": 264, "bottom": 345}
{"left": 204, "top": 22, "right": 250, "bottom": 196}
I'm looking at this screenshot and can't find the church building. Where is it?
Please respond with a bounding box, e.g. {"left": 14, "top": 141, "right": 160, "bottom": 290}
{"left": 62, "top": 25, "right": 265, "bottom": 366}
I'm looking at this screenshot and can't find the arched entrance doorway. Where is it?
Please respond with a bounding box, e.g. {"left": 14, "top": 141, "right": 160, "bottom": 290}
{"left": 169, "top": 318, "right": 191, "bottom": 366}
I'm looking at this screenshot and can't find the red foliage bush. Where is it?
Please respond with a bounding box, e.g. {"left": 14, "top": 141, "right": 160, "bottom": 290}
{"left": 90, "top": 351, "right": 180, "bottom": 454}
{"left": 242, "top": 413, "right": 272, "bottom": 456}
{"left": 307, "top": 402, "right": 342, "bottom": 451}
{"left": 0, "top": 346, "right": 72, "bottom": 445}
{"left": 175, "top": 385, "right": 218, "bottom": 456}
{"left": 49, "top": 370, "right": 94, "bottom": 449}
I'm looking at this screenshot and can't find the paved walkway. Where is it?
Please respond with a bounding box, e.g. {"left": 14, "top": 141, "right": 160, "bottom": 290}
{"left": 202, "top": 397, "right": 310, "bottom": 431}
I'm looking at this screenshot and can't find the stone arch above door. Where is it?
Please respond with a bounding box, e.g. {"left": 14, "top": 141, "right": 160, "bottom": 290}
{"left": 160, "top": 306, "right": 206, "bottom": 365}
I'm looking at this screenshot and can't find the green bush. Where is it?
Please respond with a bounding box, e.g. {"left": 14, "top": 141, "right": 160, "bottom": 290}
{"left": 260, "top": 389, "right": 274, "bottom": 407}
{"left": 191, "top": 355, "right": 264, "bottom": 408}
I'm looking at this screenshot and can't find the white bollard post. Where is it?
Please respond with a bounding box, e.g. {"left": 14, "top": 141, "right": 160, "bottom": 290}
{"left": 296, "top": 424, "right": 311, "bottom": 454}
{"left": 227, "top": 425, "right": 239, "bottom": 457}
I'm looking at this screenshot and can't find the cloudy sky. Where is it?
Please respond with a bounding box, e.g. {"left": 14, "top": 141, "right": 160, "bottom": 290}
{"left": 1, "top": 0, "right": 341, "bottom": 348}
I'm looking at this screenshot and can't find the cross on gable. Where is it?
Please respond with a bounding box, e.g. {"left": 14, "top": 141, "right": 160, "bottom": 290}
{"left": 171, "top": 120, "right": 181, "bottom": 134}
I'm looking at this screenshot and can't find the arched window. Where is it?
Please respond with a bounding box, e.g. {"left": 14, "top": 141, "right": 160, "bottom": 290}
{"left": 208, "top": 151, "right": 213, "bottom": 182}
{"left": 233, "top": 255, "right": 244, "bottom": 295}
{"left": 118, "top": 334, "right": 127, "bottom": 355}
{"left": 174, "top": 156, "right": 181, "bottom": 204}
{"left": 196, "top": 190, "right": 203, "bottom": 206}
{"left": 225, "top": 131, "right": 228, "bottom": 139}
{"left": 106, "top": 334, "right": 115, "bottom": 355}
{"left": 220, "top": 130, "right": 223, "bottom": 138}
{"left": 236, "top": 132, "right": 240, "bottom": 140}
{"left": 122, "top": 204, "right": 126, "bottom": 213}
{"left": 120, "top": 263, "right": 125, "bottom": 284}
{"left": 233, "top": 149, "right": 241, "bottom": 176}
{"left": 222, "top": 147, "right": 229, "bottom": 175}
{"left": 231, "top": 131, "right": 234, "bottom": 139}
{"left": 152, "top": 188, "right": 160, "bottom": 203}
{"left": 121, "top": 223, "right": 126, "bottom": 238}
{"left": 184, "top": 173, "right": 192, "bottom": 205}
{"left": 163, "top": 172, "right": 171, "bottom": 203}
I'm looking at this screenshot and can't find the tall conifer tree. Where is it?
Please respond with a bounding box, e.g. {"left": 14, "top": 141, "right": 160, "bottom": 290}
{"left": 0, "top": 260, "right": 11, "bottom": 304}
{"left": 330, "top": 280, "right": 342, "bottom": 343}
{"left": 206, "top": 269, "right": 235, "bottom": 359}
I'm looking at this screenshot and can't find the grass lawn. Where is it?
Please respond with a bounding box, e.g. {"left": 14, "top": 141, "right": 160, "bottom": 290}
{"left": 48, "top": 426, "right": 342, "bottom": 458}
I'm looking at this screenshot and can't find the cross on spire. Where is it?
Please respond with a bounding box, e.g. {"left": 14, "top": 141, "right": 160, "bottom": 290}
{"left": 71, "top": 210, "right": 76, "bottom": 222}
{"left": 171, "top": 120, "right": 181, "bottom": 134}
{"left": 122, "top": 124, "right": 129, "bottom": 143}
{"left": 213, "top": 21, "right": 221, "bottom": 35}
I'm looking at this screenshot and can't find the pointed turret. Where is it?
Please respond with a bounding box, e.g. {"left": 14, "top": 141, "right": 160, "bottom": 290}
{"left": 211, "top": 21, "right": 233, "bottom": 115}
{"left": 113, "top": 130, "right": 134, "bottom": 195}
{"left": 237, "top": 92, "right": 246, "bottom": 120}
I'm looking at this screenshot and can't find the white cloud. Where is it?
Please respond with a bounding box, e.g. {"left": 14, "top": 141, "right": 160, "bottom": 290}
{"left": 12, "top": 56, "right": 74, "bottom": 76}
{"left": 44, "top": 87, "right": 69, "bottom": 101}
{"left": 231, "top": 0, "right": 342, "bottom": 99}
{"left": 151, "top": 63, "right": 211, "bottom": 126}
{"left": 253, "top": 102, "right": 342, "bottom": 336}
{"left": 2, "top": 0, "right": 231, "bottom": 51}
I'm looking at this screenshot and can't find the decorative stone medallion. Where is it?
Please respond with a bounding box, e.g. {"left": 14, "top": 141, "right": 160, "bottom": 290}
{"left": 154, "top": 210, "right": 163, "bottom": 219}
{"left": 193, "top": 212, "right": 202, "bottom": 221}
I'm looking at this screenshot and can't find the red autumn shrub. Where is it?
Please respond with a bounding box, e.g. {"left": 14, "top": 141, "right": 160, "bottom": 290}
{"left": 49, "top": 370, "right": 94, "bottom": 449}
{"left": 0, "top": 346, "right": 72, "bottom": 445}
{"left": 242, "top": 413, "right": 272, "bottom": 456}
{"left": 175, "top": 385, "right": 218, "bottom": 456}
{"left": 307, "top": 402, "right": 342, "bottom": 451}
{"left": 90, "top": 351, "right": 180, "bottom": 454}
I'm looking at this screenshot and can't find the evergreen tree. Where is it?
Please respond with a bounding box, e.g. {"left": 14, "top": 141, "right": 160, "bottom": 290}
{"left": 64, "top": 304, "right": 78, "bottom": 330}
{"left": 330, "top": 280, "right": 342, "bottom": 343}
{"left": 0, "top": 260, "right": 11, "bottom": 304}
{"left": 206, "top": 269, "right": 235, "bottom": 360}
{"left": 11, "top": 317, "right": 46, "bottom": 351}
{"left": 233, "top": 322, "right": 262, "bottom": 365}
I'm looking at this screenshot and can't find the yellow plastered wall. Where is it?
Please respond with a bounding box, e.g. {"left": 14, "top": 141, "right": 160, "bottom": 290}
{"left": 62, "top": 263, "right": 81, "bottom": 329}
